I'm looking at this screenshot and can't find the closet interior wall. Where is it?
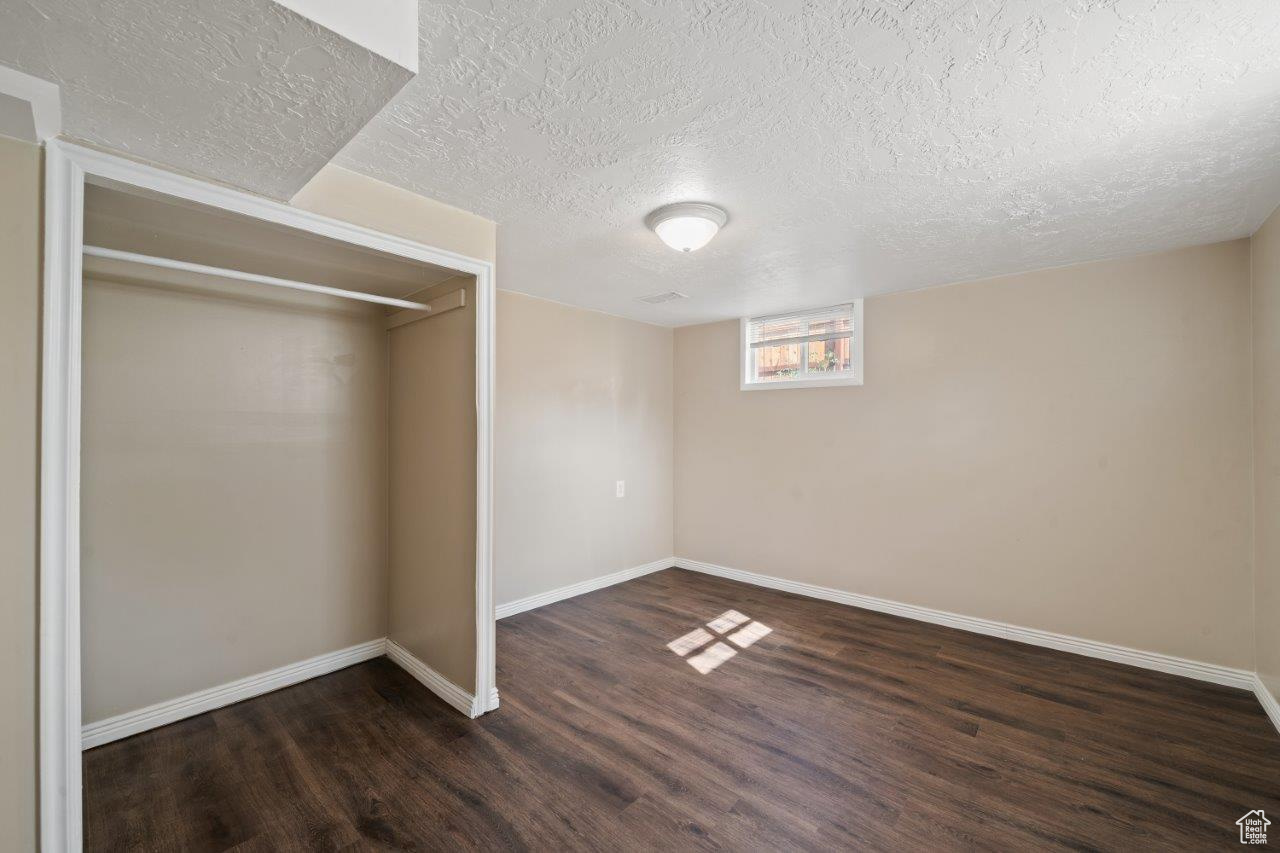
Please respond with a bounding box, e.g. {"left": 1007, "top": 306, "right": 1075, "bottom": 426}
{"left": 79, "top": 184, "right": 470, "bottom": 725}
{"left": 388, "top": 275, "right": 478, "bottom": 692}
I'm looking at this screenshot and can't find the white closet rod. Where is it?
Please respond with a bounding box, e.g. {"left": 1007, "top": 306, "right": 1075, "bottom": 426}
{"left": 83, "top": 245, "right": 430, "bottom": 311}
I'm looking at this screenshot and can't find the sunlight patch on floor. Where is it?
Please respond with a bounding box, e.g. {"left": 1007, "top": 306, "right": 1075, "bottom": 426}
{"left": 706, "top": 609, "right": 750, "bottom": 633}
{"left": 686, "top": 641, "right": 738, "bottom": 674}
{"left": 728, "top": 620, "right": 772, "bottom": 648}
{"left": 667, "top": 627, "right": 714, "bottom": 656}
{"left": 667, "top": 609, "right": 772, "bottom": 673}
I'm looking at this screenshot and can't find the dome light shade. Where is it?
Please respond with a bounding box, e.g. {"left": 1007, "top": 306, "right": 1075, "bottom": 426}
{"left": 645, "top": 202, "right": 728, "bottom": 252}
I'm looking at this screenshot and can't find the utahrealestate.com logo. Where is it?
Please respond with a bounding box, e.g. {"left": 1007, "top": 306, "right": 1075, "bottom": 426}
{"left": 1238, "top": 810, "right": 1270, "bottom": 845}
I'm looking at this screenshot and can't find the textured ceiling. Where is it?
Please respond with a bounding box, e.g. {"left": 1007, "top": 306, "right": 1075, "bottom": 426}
{"left": 0, "top": 0, "right": 412, "bottom": 199}
{"left": 336, "top": 0, "right": 1280, "bottom": 326}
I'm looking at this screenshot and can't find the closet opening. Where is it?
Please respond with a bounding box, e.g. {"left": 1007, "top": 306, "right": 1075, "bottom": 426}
{"left": 40, "top": 142, "right": 496, "bottom": 850}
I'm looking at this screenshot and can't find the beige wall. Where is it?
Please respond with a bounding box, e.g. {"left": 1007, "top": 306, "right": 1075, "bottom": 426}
{"left": 0, "top": 135, "right": 41, "bottom": 853}
{"left": 494, "top": 292, "right": 674, "bottom": 606}
{"left": 1254, "top": 206, "right": 1280, "bottom": 701}
{"left": 388, "top": 278, "right": 478, "bottom": 690}
{"left": 291, "top": 164, "right": 496, "bottom": 264}
{"left": 81, "top": 276, "right": 390, "bottom": 721}
{"left": 675, "top": 241, "right": 1256, "bottom": 669}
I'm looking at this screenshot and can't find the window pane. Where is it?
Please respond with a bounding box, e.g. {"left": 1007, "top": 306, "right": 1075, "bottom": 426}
{"left": 754, "top": 342, "right": 802, "bottom": 381}
{"left": 743, "top": 302, "right": 860, "bottom": 387}
{"left": 809, "top": 317, "right": 851, "bottom": 336}
{"left": 756, "top": 317, "right": 808, "bottom": 342}
{"left": 807, "top": 335, "right": 852, "bottom": 373}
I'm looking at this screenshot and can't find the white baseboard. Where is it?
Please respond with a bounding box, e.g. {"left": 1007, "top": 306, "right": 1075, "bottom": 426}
{"left": 1256, "top": 676, "right": 1280, "bottom": 735}
{"left": 81, "top": 638, "right": 388, "bottom": 749}
{"left": 385, "top": 638, "right": 486, "bottom": 718}
{"left": 495, "top": 557, "right": 674, "bottom": 619}
{"left": 673, "top": 557, "right": 1255, "bottom": 690}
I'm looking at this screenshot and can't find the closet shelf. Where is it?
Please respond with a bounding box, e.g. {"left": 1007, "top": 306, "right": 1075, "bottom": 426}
{"left": 82, "top": 245, "right": 431, "bottom": 311}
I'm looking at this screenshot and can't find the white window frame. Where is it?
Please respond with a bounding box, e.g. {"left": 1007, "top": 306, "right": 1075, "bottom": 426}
{"left": 740, "top": 300, "right": 864, "bottom": 390}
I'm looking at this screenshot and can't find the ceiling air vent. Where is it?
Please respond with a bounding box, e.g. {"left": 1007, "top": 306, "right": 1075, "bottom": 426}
{"left": 637, "top": 291, "right": 688, "bottom": 305}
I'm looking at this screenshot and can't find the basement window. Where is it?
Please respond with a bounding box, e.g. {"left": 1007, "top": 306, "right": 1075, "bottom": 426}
{"left": 741, "top": 301, "right": 863, "bottom": 390}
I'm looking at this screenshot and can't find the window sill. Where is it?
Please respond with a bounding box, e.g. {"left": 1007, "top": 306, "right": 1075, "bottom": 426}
{"left": 740, "top": 375, "right": 863, "bottom": 391}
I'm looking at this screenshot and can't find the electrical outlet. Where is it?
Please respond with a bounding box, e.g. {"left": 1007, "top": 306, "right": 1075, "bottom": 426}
{"left": 616, "top": 480, "right": 625, "bottom": 498}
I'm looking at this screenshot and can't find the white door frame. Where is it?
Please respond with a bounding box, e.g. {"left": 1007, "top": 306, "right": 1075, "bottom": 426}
{"left": 39, "top": 140, "right": 497, "bottom": 852}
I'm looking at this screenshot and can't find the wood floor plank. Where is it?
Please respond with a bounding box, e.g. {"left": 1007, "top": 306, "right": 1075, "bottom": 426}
{"left": 85, "top": 568, "right": 1280, "bottom": 851}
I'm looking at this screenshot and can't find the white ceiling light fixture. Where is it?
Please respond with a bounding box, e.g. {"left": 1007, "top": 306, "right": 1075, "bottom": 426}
{"left": 645, "top": 202, "right": 728, "bottom": 253}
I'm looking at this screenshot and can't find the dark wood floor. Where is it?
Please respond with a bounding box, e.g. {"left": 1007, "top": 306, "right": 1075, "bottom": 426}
{"left": 86, "top": 568, "right": 1280, "bottom": 851}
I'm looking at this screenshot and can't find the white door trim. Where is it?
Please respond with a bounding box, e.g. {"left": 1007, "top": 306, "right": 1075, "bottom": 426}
{"left": 39, "top": 140, "right": 497, "bottom": 852}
